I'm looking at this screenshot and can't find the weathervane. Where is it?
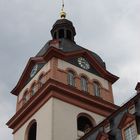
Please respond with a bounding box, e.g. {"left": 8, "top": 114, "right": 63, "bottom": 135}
{"left": 60, "top": 0, "right": 66, "bottom": 19}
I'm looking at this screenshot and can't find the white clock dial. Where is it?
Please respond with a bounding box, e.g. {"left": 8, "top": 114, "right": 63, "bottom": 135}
{"left": 78, "top": 57, "right": 90, "bottom": 70}
{"left": 30, "top": 64, "right": 38, "bottom": 78}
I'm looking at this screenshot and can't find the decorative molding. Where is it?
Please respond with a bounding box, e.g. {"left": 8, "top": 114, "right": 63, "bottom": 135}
{"left": 7, "top": 79, "right": 118, "bottom": 133}
{"left": 96, "top": 132, "right": 108, "bottom": 140}
{"left": 11, "top": 47, "right": 119, "bottom": 96}
{"left": 118, "top": 113, "right": 135, "bottom": 129}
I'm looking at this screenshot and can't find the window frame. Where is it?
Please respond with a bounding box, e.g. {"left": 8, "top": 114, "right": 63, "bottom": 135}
{"left": 122, "top": 121, "right": 138, "bottom": 140}
{"left": 23, "top": 90, "right": 30, "bottom": 103}
{"left": 38, "top": 74, "right": 46, "bottom": 88}
{"left": 67, "top": 71, "right": 75, "bottom": 87}
{"left": 93, "top": 81, "right": 100, "bottom": 97}
{"left": 30, "top": 82, "right": 38, "bottom": 96}
{"left": 77, "top": 113, "right": 95, "bottom": 137}
{"left": 81, "top": 76, "right": 88, "bottom": 92}
{"left": 25, "top": 120, "right": 37, "bottom": 140}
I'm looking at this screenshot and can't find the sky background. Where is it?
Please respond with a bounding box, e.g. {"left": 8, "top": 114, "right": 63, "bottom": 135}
{"left": 0, "top": 0, "right": 140, "bottom": 139}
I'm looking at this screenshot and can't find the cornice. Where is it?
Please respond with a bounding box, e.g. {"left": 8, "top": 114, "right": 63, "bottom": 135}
{"left": 7, "top": 79, "right": 118, "bottom": 133}
{"left": 11, "top": 47, "right": 119, "bottom": 96}
{"left": 11, "top": 57, "right": 45, "bottom": 95}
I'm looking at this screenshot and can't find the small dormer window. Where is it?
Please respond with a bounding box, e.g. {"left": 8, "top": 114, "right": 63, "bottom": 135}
{"left": 124, "top": 124, "right": 137, "bottom": 140}
{"left": 59, "top": 29, "right": 64, "bottom": 38}
{"left": 128, "top": 105, "right": 136, "bottom": 114}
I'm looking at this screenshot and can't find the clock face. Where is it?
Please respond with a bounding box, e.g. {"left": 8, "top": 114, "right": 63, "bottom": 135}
{"left": 30, "top": 64, "right": 38, "bottom": 78}
{"left": 78, "top": 57, "right": 90, "bottom": 70}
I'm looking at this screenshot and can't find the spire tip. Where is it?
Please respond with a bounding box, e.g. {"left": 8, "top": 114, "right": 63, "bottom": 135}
{"left": 60, "top": 0, "right": 66, "bottom": 19}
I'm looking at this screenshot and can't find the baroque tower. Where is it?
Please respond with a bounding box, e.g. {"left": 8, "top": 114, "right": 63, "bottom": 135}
{"left": 7, "top": 4, "right": 119, "bottom": 140}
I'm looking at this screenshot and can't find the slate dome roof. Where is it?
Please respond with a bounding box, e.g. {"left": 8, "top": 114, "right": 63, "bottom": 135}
{"left": 36, "top": 39, "right": 106, "bottom": 68}
{"left": 51, "top": 19, "right": 76, "bottom": 36}
{"left": 53, "top": 19, "right": 73, "bottom": 27}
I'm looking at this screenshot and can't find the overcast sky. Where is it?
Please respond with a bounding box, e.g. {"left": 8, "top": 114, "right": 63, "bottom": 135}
{"left": 0, "top": 0, "right": 140, "bottom": 139}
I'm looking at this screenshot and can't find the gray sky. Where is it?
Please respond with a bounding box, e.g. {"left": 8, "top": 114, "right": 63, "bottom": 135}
{"left": 0, "top": 0, "right": 140, "bottom": 139}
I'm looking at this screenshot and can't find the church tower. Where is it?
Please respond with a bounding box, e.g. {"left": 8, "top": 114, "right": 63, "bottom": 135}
{"left": 7, "top": 3, "right": 119, "bottom": 140}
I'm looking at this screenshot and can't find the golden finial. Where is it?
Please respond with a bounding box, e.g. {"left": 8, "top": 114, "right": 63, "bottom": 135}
{"left": 60, "top": 0, "right": 66, "bottom": 19}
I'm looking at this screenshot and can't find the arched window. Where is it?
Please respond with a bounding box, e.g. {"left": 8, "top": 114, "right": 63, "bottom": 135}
{"left": 30, "top": 83, "right": 38, "bottom": 96}
{"left": 59, "top": 29, "right": 64, "bottom": 38}
{"left": 67, "top": 71, "right": 75, "bottom": 86}
{"left": 38, "top": 74, "right": 46, "bottom": 88}
{"left": 77, "top": 114, "right": 94, "bottom": 134}
{"left": 53, "top": 32, "right": 57, "bottom": 39}
{"left": 93, "top": 82, "right": 100, "bottom": 97}
{"left": 23, "top": 90, "right": 29, "bottom": 103}
{"left": 26, "top": 121, "right": 37, "bottom": 140}
{"left": 81, "top": 76, "right": 88, "bottom": 92}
